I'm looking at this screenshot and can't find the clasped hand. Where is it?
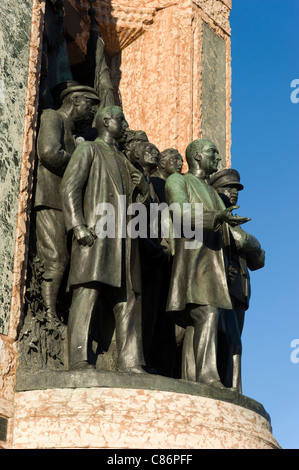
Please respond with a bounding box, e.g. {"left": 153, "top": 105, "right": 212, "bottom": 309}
{"left": 73, "top": 225, "right": 96, "bottom": 246}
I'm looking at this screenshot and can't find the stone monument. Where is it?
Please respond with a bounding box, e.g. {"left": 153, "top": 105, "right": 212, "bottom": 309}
{"left": 0, "top": 0, "right": 280, "bottom": 449}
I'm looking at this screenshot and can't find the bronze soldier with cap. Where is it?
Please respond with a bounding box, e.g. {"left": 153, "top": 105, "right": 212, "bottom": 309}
{"left": 209, "top": 168, "right": 265, "bottom": 392}
{"left": 34, "top": 84, "right": 100, "bottom": 324}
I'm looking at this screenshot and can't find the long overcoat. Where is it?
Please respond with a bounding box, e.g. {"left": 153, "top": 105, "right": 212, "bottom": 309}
{"left": 61, "top": 138, "right": 145, "bottom": 293}
{"left": 164, "top": 172, "right": 233, "bottom": 321}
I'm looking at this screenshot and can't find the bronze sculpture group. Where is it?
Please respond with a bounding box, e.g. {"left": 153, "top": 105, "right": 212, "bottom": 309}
{"left": 22, "top": 3, "right": 265, "bottom": 394}
{"left": 30, "top": 80, "right": 265, "bottom": 393}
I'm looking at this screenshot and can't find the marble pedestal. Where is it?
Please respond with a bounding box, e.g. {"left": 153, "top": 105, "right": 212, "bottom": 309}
{"left": 12, "top": 371, "right": 281, "bottom": 449}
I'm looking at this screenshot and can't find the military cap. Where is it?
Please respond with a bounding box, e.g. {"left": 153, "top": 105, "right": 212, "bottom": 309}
{"left": 209, "top": 168, "right": 244, "bottom": 190}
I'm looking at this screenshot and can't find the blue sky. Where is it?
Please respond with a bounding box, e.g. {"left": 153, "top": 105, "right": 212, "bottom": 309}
{"left": 230, "top": 0, "right": 299, "bottom": 449}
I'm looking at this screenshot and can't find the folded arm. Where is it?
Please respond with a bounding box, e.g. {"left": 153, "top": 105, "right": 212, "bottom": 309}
{"left": 37, "top": 109, "right": 72, "bottom": 177}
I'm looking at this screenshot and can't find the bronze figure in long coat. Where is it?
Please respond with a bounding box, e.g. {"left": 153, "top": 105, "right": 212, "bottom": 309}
{"left": 164, "top": 139, "right": 250, "bottom": 387}
{"left": 61, "top": 106, "right": 149, "bottom": 372}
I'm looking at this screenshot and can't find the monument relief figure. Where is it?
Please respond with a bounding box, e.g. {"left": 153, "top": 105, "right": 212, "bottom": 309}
{"left": 123, "top": 130, "right": 149, "bottom": 163}
{"left": 146, "top": 148, "right": 184, "bottom": 377}
{"left": 164, "top": 139, "right": 250, "bottom": 388}
{"left": 150, "top": 148, "right": 184, "bottom": 204}
{"left": 61, "top": 106, "right": 149, "bottom": 372}
{"left": 209, "top": 169, "right": 265, "bottom": 392}
{"left": 125, "top": 140, "right": 184, "bottom": 376}
{"left": 125, "top": 139, "right": 166, "bottom": 370}
{"left": 34, "top": 85, "right": 100, "bottom": 324}
{"left": 131, "top": 140, "right": 161, "bottom": 202}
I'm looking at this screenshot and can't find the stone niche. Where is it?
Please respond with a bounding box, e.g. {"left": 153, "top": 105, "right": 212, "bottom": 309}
{"left": 63, "top": 0, "right": 232, "bottom": 168}
{"left": 0, "top": 0, "right": 280, "bottom": 449}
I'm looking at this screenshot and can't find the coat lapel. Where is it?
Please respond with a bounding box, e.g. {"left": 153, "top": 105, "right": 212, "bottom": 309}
{"left": 185, "top": 173, "right": 224, "bottom": 211}
{"left": 95, "top": 139, "right": 124, "bottom": 194}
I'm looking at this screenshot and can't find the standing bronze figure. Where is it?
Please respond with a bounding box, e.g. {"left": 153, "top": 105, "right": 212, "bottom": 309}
{"left": 61, "top": 106, "right": 149, "bottom": 372}
{"left": 210, "top": 169, "right": 265, "bottom": 392}
{"left": 165, "top": 139, "right": 250, "bottom": 388}
{"left": 147, "top": 148, "right": 184, "bottom": 377}
{"left": 34, "top": 84, "right": 100, "bottom": 324}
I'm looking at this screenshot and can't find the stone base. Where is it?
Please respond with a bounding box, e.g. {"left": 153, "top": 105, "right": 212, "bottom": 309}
{"left": 12, "top": 370, "right": 280, "bottom": 449}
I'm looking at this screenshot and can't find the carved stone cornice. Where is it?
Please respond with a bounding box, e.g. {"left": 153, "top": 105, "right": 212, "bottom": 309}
{"left": 67, "top": 0, "right": 160, "bottom": 56}
{"left": 65, "top": 1, "right": 230, "bottom": 57}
